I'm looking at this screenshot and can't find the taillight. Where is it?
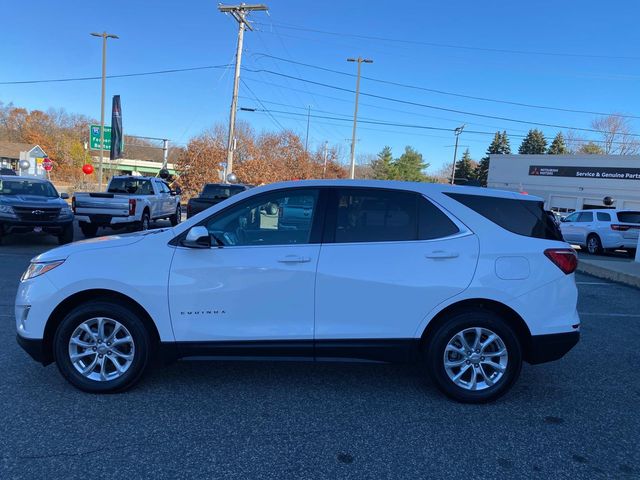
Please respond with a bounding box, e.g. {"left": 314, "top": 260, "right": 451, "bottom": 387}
{"left": 71, "top": 196, "right": 76, "bottom": 214}
{"left": 544, "top": 248, "right": 578, "bottom": 275}
{"left": 129, "top": 198, "right": 136, "bottom": 216}
{"left": 611, "top": 224, "right": 630, "bottom": 231}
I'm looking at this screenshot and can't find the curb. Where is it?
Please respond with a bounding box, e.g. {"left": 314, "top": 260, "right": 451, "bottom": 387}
{"left": 577, "top": 262, "right": 640, "bottom": 289}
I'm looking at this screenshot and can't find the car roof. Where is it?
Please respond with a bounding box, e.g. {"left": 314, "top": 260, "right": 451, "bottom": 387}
{"left": 245, "top": 179, "right": 544, "bottom": 202}
{"left": 0, "top": 175, "right": 50, "bottom": 183}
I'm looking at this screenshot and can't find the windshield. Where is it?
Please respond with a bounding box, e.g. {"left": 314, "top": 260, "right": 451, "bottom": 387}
{"left": 201, "top": 185, "right": 244, "bottom": 199}
{"left": 617, "top": 211, "right": 640, "bottom": 224}
{"left": 107, "top": 178, "right": 153, "bottom": 195}
{"left": 0, "top": 179, "right": 58, "bottom": 197}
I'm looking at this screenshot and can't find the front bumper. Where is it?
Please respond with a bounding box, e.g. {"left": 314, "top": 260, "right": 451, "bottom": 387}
{"left": 526, "top": 331, "right": 580, "bottom": 364}
{"left": 1, "top": 218, "right": 73, "bottom": 235}
{"left": 16, "top": 334, "right": 49, "bottom": 365}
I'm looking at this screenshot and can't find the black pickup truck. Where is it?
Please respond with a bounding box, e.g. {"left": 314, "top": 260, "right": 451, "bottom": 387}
{"left": 186, "top": 183, "right": 250, "bottom": 218}
{"left": 0, "top": 175, "right": 74, "bottom": 244}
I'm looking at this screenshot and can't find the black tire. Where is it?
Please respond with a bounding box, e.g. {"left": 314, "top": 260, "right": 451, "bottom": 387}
{"left": 586, "top": 234, "right": 603, "bottom": 255}
{"left": 53, "top": 301, "right": 151, "bottom": 393}
{"left": 58, "top": 224, "right": 74, "bottom": 245}
{"left": 138, "top": 211, "right": 150, "bottom": 231}
{"left": 80, "top": 222, "right": 98, "bottom": 238}
{"left": 170, "top": 205, "right": 181, "bottom": 226}
{"left": 424, "top": 310, "right": 522, "bottom": 404}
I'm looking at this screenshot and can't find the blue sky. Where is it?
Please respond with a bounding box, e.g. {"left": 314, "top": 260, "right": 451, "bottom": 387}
{"left": 2, "top": 0, "right": 640, "bottom": 173}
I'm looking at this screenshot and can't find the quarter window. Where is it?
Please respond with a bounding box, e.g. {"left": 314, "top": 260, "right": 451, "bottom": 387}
{"left": 204, "top": 189, "right": 318, "bottom": 246}
{"left": 597, "top": 212, "right": 611, "bottom": 222}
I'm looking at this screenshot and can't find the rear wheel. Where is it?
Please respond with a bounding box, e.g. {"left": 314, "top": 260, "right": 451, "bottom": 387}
{"left": 170, "top": 205, "right": 181, "bottom": 226}
{"left": 58, "top": 224, "right": 74, "bottom": 244}
{"left": 138, "top": 211, "right": 150, "bottom": 231}
{"left": 53, "top": 301, "right": 151, "bottom": 393}
{"left": 424, "top": 310, "right": 522, "bottom": 403}
{"left": 79, "top": 222, "right": 98, "bottom": 238}
{"left": 586, "top": 234, "right": 603, "bottom": 255}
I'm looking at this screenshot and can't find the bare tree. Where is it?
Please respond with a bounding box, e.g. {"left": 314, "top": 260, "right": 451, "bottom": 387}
{"left": 591, "top": 114, "right": 639, "bottom": 155}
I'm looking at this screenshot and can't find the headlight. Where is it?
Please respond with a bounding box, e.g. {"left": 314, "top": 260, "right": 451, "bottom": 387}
{"left": 21, "top": 260, "right": 65, "bottom": 281}
{"left": 59, "top": 206, "right": 73, "bottom": 217}
{"left": 0, "top": 205, "right": 15, "bottom": 215}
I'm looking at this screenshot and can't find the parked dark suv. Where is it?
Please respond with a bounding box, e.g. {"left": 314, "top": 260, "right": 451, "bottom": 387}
{"left": 0, "top": 176, "right": 74, "bottom": 244}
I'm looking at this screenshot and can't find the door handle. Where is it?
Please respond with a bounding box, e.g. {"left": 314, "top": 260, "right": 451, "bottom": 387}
{"left": 278, "top": 255, "right": 311, "bottom": 263}
{"left": 425, "top": 250, "right": 459, "bottom": 259}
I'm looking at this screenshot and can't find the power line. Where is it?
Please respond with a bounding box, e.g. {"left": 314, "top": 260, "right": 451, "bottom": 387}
{"left": 242, "top": 67, "right": 640, "bottom": 138}
{"left": 253, "top": 21, "right": 640, "bottom": 61}
{"left": 0, "top": 65, "right": 232, "bottom": 85}
{"left": 252, "top": 53, "right": 640, "bottom": 120}
{"left": 240, "top": 79, "right": 287, "bottom": 131}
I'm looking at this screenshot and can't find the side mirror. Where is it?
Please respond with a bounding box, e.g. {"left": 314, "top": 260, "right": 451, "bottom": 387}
{"left": 182, "top": 226, "right": 211, "bottom": 249}
{"left": 60, "top": 193, "right": 70, "bottom": 200}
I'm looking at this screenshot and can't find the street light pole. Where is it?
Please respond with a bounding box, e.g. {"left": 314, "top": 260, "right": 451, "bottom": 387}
{"left": 450, "top": 125, "right": 465, "bottom": 185}
{"left": 90, "top": 31, "right": 118, "bottom": 189}
{"left": 347, "top": 57, "right": 372, "bottom": 179}
{"left": 219, "top": 3, "right": 268, "bottom": 180}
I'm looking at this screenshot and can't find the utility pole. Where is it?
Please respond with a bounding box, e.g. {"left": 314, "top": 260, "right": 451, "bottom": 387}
{"left": 322, "top": 140, "right": 328, "bottom": 178}
{"left": 219, "top": 3, "right": 268, "bottom": 180}
{"left": 162, "top": 139, "right": 169, "bottom": 169}
{"left": 90, "top": 31, "right": 119, "bottom": 189}
{"left": 347, "top": 56, "right": 372, "bottom": 179}
{"left": 305, "top": 105, "right": 311, "bottom": 153}
{"left": 450, "top": 125, "right": 465, "bottom": 185}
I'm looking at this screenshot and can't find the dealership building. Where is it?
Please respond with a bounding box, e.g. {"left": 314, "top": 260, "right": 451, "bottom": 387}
{"left": 487, "top": 154, "right": 640, "bottom": 213}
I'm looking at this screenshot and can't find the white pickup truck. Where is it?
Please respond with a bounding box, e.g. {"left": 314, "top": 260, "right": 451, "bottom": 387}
{"left": 73, "top": 176, "right": 181, "bottom": 237}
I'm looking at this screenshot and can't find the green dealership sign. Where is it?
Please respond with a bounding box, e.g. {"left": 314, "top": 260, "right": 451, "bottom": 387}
{"left": 89, "top": 124, "right": 112, "bottom": 150}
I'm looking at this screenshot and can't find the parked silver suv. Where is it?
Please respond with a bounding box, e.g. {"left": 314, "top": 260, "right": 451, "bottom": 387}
{"left": 559, "top": 209, "right": 640, "bottom": 256}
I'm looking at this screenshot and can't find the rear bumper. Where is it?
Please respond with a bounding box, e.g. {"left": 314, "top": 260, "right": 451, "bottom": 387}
{"left": 526, "top": 331, "right": 580, "bottom": 364}
{"left": 16, "top": 334, "right": 49, "bottom": 365}
{"left": 75, "top": 214, "right": 137, "bottom": 227}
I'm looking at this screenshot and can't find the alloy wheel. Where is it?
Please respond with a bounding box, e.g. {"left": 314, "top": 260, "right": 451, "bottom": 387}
{"left": 68, "top": 317, "right": 135, "bottom": 382}
{"left": 443, "top": 327, "right": 508, "bottom": 391}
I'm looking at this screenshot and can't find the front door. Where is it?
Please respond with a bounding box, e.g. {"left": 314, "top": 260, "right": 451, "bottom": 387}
{"left": 169, "top": 188, "right": 323, "bottom": 343}
{"left": 314, "top": 188, "right": 478, "bottom": 352}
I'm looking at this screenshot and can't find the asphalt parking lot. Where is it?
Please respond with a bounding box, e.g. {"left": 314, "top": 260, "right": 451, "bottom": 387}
{"left": 1, "top": 227, "right": 639, "bottom": 479}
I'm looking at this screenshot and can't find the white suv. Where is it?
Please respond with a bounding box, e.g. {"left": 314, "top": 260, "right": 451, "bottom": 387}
{"left": 559, "top": 209, "right": 640, "bottom": 256}
{"left": 16, "top": 180, "right": 580, "bottom": 403}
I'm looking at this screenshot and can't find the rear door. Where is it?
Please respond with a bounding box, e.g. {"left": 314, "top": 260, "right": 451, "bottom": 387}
{"left": 314, "top": 187, "right": 478, "bottom": 346}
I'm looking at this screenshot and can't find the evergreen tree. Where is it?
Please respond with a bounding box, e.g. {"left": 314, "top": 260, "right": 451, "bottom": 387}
{"left": 475, "top": 131, "right": 511, "bottom": 186}
{"left": 577, "top": 142, "right": 605, "bottom": 154}
{"left": 547, "top": 133, "right": 569, "bottom": 154}
{"left": 370, "top": 146, "right": 396, "bottom": 180}
{"left": 393, "top": 146, "right": 429, "bottom": 182}
{"left": 455, "top": 148, "right": 476, "bottom": 181}
{"left": 518, "top": 129, "right": 548, "bottom": 154}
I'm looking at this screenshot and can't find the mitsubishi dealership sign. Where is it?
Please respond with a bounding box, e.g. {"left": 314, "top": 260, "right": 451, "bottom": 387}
{"left": 529, "top": 165, "right": 640, "bottom": 180}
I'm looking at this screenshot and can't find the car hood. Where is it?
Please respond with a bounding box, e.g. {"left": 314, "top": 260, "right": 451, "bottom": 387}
{"left": 33, "top": 228, "right": 174, "bottom": 262}
{"left": 0, "top": 195, "right": 66, "bottom": 207}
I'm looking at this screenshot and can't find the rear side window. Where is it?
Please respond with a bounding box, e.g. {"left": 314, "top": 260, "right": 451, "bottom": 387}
{"left": 617, "top": 211, "right": 640, "bottom": 224}
{"left": 597, "top": 212, "right": 611, "bottom": 222}
{"left": 445, "top": 192, "right": 562, "bottom": 241}
{"left": 332, "top": 189, "right": 459, "bottom": 243}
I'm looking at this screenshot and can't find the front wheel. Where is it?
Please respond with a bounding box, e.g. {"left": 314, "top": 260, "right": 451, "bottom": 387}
{"left": 53, "top": 301, "right": 151, "bottom": 393}
{"left": 425, "top": 311, "right": 522, "bottom": 403}
{"left": 58, "top": 224, "right": 74, "bottom": 245}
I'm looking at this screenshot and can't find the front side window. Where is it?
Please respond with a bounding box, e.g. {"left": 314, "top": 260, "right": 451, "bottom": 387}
{"left": 563, "top": 212, "right": 579, "bottom": 223}
{"left": 577, "top": 212, "right": 593, "bottom": 222}
{"left": 333, "top": 189, "right": 418, "bottom": 243}
{"left": 204, "top": 189, "right": 318, "bottom": 246}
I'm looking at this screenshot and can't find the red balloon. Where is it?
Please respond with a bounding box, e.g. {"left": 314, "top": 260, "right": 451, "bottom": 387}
{"left": 82, "top": 164, "right": 94, "bottom": 175}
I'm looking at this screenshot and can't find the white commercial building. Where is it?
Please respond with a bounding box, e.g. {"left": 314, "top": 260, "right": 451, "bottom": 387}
{"left": 488, "top": 154, "right": 640, "bottom": 214}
